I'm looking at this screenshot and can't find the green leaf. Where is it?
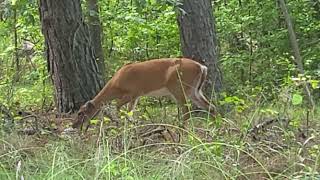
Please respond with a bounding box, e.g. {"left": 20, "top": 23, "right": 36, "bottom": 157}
{"left": 90, "top": 119, "right": 99, "bottom": 125}
{"left": 103, "top": 117, "right": 111, "bottom": 123}
{"left": 292, "top": 94, "right": 303, "bottom": 105}
{"left": 12, "top": 0, "right": 17, "bottom": 6}
{"left": 310, "top": 80, "right": 319, "bottom": 89}
{"left": 127, "top": 111, "right": 133, "bottom": 117}
{"left": 14, "top": 116, "right": 23, "bottom": 121}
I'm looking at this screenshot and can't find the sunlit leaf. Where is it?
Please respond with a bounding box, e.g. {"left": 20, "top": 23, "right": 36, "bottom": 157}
{"left": 310, "top": 80, "right": 319, "bottom": 89}
{"left": 11, "top": 0, "right": 17, "bottom": 6}
{"left": 127, "top": 111, "right": 133, "bottom": 117}
{"left": 90, "top": 119, "right": 99, "bottom": 125}
{"left": 292, "top": 94, "right": 303, "bottom": 105}
{"left": 103, "top": 117, "right": 111, "bottom": 123}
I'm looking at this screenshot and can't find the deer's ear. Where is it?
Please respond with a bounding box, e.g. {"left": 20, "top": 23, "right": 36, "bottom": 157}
{"left": 84, "top": 100, "right": 95, "bottom": 111}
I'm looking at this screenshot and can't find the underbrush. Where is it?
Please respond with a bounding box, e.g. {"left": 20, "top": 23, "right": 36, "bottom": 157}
{"left": 0, "top": 102, "right": 319, "bottom": 180}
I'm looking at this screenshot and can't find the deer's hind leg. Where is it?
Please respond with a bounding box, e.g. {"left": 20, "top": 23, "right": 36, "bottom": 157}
{"left": 189, "top": 66, "right": 215, "bottom": 117}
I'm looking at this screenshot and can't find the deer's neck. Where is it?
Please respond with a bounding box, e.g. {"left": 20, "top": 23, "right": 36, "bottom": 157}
{"left": 90, "top": 81, "right": 114, "bottom": 108}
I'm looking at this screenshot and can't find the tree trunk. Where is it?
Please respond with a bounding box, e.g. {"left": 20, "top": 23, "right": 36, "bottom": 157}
{"left": 278, "top": 0, "right": 315, "bottom": 109}
{"left": 177, "top": 0, "right": 222, "bottom": 97}
{"left": 39, "top": 0, "right": 104, "bottom": 113}
{"left": 86, "top": 0, "right": 106, "bottom": 80}
{"left": 13, "top": 5, "right": 19, "bottom": 81}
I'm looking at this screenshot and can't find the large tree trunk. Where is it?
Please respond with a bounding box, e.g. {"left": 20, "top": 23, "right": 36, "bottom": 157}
{"left": 39, "top": 0, "right": 104, "bottom": 113}
{"left": 86, "top": 0, "right": 106, "bottom": 80}
{"left": 177, "top": 0, "right": 222, "bottom": 96}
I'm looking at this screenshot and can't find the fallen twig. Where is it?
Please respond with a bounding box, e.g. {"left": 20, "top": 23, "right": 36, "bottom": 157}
{"left": 248, "top": 118, "right": 289, "bottom": 137}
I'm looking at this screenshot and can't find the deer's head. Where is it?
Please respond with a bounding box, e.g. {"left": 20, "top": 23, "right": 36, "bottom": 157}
{"left": 72, "top": 101, "right": 96, "bottom": 129}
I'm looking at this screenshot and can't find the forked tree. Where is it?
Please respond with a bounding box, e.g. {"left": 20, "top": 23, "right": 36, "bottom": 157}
{"left": 39, "top": 0, "right": 104, "bottom": 113}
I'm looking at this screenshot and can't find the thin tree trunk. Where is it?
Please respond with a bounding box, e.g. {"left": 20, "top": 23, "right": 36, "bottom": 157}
{"left": 39, "top": 0, "right": 104, "bottom": 113}
{"left": 13, "top": 5, "right": 19, "bottom": 81}
{"left": 310, "top": 0, "right": 320, "bottom": 18}
{"left": 0, "top": 0, "right": 3, "bottom": 22}
{"left": 278, "top": 0, "right": 315, "bottom": 109}
{"left": 87, "top": 0, "right": 106, "bottom": 80}
{"left": 177, "top": 0, "right": 222, "bottom": 96}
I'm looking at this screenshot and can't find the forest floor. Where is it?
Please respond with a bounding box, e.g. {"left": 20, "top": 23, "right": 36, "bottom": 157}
{"left": 0, "top": 101, "right": 319, "bottom": 179}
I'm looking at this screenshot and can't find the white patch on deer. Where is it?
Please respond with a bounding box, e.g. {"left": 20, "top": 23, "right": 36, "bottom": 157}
{"left": 197, "top": 65, "right": 207, "bottom": 99}
{"left": 146, "top": 87, "right": 171, "bottom": 97}
{"left": 192, "top": 64, "right": 208, "bottom": 109}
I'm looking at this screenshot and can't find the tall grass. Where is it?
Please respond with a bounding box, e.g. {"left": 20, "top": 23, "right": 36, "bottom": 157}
{"left": 0, "top": 102, "right": 319, "bottom": 179}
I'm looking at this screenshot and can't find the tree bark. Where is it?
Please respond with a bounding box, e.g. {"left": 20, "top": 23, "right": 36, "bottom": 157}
{"left": 86, "top": 0, "right": 106, "bottom": 80}
{"left": 177, "top": 0, "right": 222, "bottom": 96}
{"left": 39, "top": 0, "right": 104, "bottom": 113}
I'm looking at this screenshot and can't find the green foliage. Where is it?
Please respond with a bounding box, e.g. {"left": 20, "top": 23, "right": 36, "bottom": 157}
{"left": 0, "top": 0, "right": 52, "bottom": 113}
{"left": 215, "top": 0, "right": 320, "bottom": 100}
{"left": 99, "top": 0, "right": 180, "bottom": 75}
{"left": 0, "top": 0, "right": 319, "bottom": 178}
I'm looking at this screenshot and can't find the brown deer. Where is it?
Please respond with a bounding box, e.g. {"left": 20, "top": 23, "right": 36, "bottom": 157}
{"left": 72, "top": 58, "right": 215, "bottom": 129}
